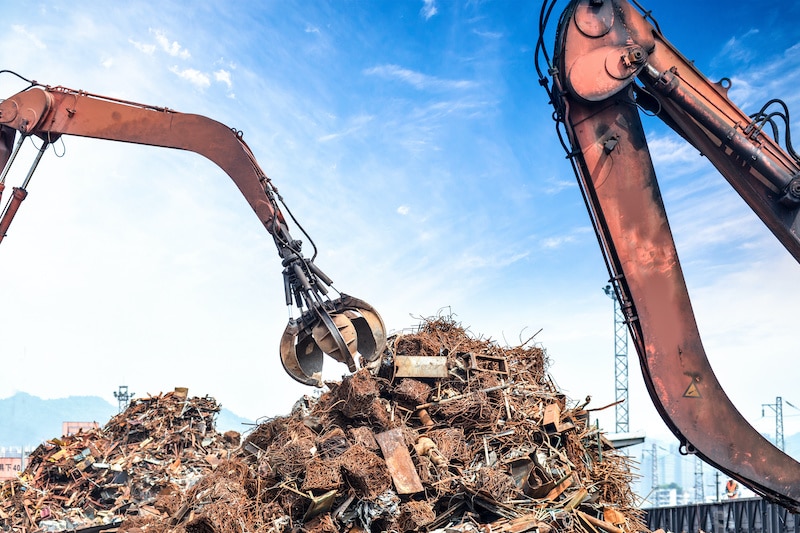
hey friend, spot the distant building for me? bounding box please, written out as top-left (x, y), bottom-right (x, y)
top-left (653, 486), bottom-right (692, 507)
top-left (62, 421), bottom-right (99, 436)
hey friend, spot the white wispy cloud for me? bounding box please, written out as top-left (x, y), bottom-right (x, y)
top-left (646, 133), bottom-right (709, 180)
top-left (130, 29), bottom-right (190, 61)
top-left (420, 0), bottom-right (437, 21)
top-left (397, 205), bottom-right (410, 215)
top-left (457, 250), bottom-right (529, 270)
top-left (169, 67), bottom-right (211, 88)
top-left (214, 69), bottom-right (232, 89)
top-left (12, 25), bottom-right (46, 50)
top-left (473, 29), bottom-right (503, 40)
top-left (317, 115), bottom-right (374, 142)
top-left (152, 29), bottom-right (190, 59)
top-left (129, 39), bottom-right (156, 55)
top-left (543, 177), bottom-right (575, 195)
top-left (540, 234), bottom-right (576, 249)
top-left (717, 29), bottom-right (760, 65)
top-left (214, 69), bottom-right (235, 98)
top-left (364, 64), bottom-right (475, 91)
top-left (712, 35), bottom-right (800, 110)
top-left (538, 227), bottom-right (592, 250)
top-left (666, 183), bottom-right (766, 265)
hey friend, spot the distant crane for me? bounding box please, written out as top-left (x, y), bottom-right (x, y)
top-left (114, 385), bottom-right (135, 413)
top-left (603, 284), bottom-right (629, 433)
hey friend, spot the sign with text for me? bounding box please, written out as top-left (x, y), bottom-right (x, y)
top-left (0, 457), bottom-right (23, 480)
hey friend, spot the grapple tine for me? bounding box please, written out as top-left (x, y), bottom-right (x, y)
top-left (280, 320), bottom-right (324, 387)
top-left (343, 306), bottom-right (387, 363)
top-left (312, 310), bottom-right (357, 370)
top-left (279, 294), bottom-right (387, 387)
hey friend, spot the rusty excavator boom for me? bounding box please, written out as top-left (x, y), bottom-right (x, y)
top-left (0, 74), bottom-right (386, 388)
top-left (540, 0), bottom-right (800, 510)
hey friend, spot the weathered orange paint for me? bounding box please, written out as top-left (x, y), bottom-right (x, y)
top-left (552, 0), bottom-right (800, 510)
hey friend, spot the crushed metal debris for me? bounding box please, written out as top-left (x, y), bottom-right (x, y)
top-left (1, 316), bottom-right (645, 533)
top-left (0, 389), bottom-right (239, 533)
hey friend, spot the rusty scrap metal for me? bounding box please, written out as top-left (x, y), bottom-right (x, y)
top-left (394, 355), bottom-right (449, 378)
top-left (0, 388), bottom-right (239, 533)
top-left (1, 316), bottom-right (645, 533)
top-left (374, 428), bottom-right (424, 495)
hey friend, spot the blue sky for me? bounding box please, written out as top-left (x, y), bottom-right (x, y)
top-left (2, 0), bottom-right (800, 444)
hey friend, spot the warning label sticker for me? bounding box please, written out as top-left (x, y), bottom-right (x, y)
top-left (684, 382), bottom-right (701, 398)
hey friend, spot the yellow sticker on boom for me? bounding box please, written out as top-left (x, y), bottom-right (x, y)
top-left (684, 382), bottom-right (701, 398)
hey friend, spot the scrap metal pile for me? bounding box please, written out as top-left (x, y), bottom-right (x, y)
top-left (0, 390), bottom-right (240, 533)
top-left (127, 317), bottom-right (644, 533)
top-left (1, 317), bottom-right (644, 533)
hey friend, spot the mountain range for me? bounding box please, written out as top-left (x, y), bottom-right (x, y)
top-left (0, 392), bottom-right (254, 449)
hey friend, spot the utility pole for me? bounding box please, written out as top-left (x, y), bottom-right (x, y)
top-left (603, 284), bottom-right (629, 433)
top-left (114, 385), bottom-right (135, 413)
top-left (762, 396), bottom-right (784, 451)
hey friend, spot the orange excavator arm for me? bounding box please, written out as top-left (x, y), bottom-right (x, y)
top-left (539, 0), bottom-right (800, 509)
top-left (0, 80), bottom-right (386, 387)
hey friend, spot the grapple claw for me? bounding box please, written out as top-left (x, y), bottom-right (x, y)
top-left (279, 294), bottom-right (387, 387)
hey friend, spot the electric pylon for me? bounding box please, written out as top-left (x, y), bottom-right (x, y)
top-left (762, 396), bottom-right (785, 451)
top-left (114, 385), bottom-right (135, 413)
top-left (604, 284), bottom-right (629, 433)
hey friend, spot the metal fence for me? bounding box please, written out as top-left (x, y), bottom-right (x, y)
top-left (645, 498), bottom-right (799, 533)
